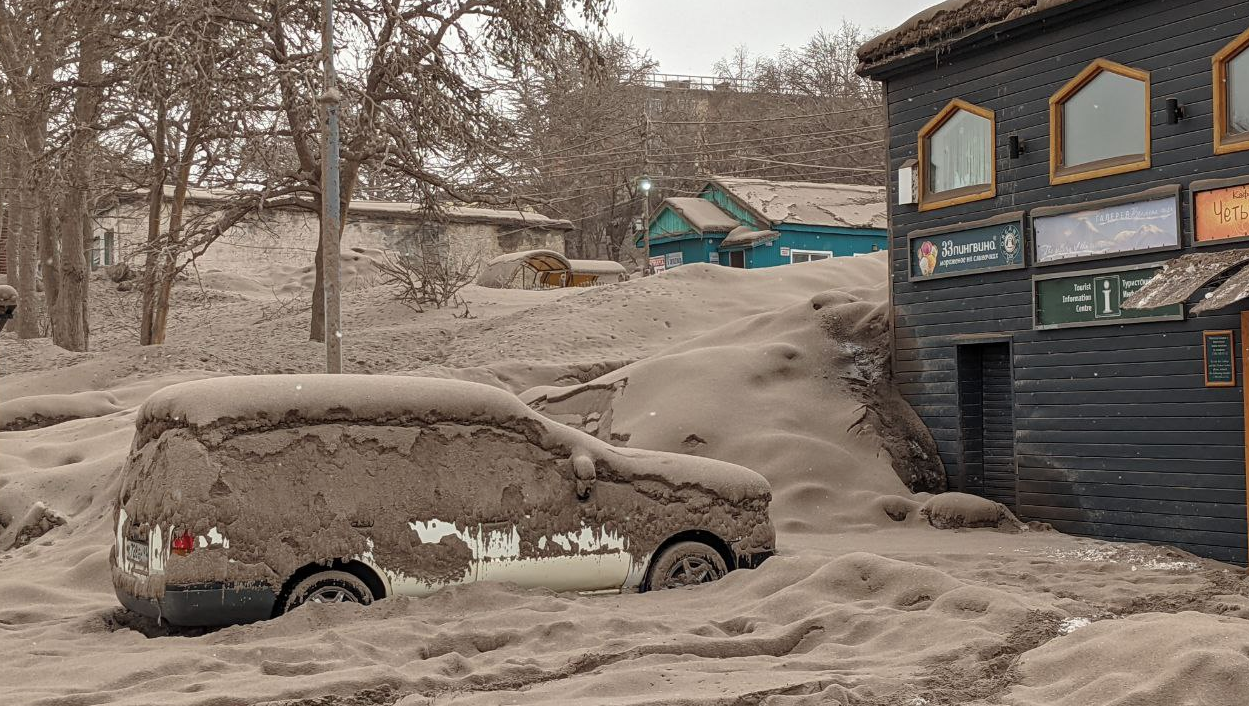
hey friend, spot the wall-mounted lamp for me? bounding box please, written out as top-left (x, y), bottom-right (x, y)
top-left (1166, 98), bottom-right (1185, 124)
top-left (1008, 135), bottom-right (1027, 159)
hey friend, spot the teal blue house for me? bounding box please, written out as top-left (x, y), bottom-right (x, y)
top-left (638, 177), bottom-right (887, 271)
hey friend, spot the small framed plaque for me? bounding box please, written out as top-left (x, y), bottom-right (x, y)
top-left (1203, 330), bottom-right (1237, 388)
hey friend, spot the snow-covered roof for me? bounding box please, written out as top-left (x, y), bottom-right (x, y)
top-left (857, 0), bottom-right (1085, 75)
top-left (709, 177), bottom-right (886, 230)
top-left (719, 226), bottom-right (780, 250)
top-left (567, 259), bottom-right (627, 276)
top-left (477, 249), bottom-right (570, 288)
top-left (112, 187), bottom-right (574, 231)
top-left (660, 197), bottom-right (741, 234)
top-left (351, 202), bottom-right (575, 231)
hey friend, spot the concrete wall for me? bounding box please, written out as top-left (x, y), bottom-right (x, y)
top-left (94, 199), bottom-right (566, 275)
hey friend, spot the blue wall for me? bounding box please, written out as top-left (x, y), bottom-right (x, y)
top-left (649, 205), bottom-right (696, 239)
top-left (718, 225), bottom-right (886, 269)
top-left (648, 235), bottom-right (727, 267)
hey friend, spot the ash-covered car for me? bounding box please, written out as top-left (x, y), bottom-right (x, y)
top-left (112, 375), bottom-right (775, 626)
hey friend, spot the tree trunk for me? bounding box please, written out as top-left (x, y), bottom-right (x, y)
top-left (13, 173), bottom-right (38, 338)
top-left (52, 188), bottom-right (89, 350)
top-left (50, 16), bottom-right (104, 352)
top-left (149, 131), bottom-right (196, 346)
top-left (37, 193), bottom-right (58, 320)
top-left (139, 101), bottom-right (167, 346)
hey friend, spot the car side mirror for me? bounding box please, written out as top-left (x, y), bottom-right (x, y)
top-left (573, 455), bottom-right (596, 500)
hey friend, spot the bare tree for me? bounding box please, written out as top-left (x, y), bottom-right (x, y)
top-left (245, 0), bottom-right (611, 342)
top-left (375, 246), bottom-right (480, 312)
top-left (0, 0), bottom-right (61, 339)
top-left (508, 23), bottom-right (885, 269)
top-left (119, 0), bottom-right (281, 345)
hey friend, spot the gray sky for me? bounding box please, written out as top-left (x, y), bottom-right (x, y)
top-left (607, 0), bottom-right (936, 75)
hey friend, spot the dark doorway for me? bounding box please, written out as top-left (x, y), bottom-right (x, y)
top-left (956, 341), bottom-right (1016, 510)
top-left (728, 251), bottom-right (745, 268)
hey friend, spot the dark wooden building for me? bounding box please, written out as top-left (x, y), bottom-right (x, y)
top-left (858, 0), bottom-right (1249, 563)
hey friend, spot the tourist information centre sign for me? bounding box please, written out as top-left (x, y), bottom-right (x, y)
top-left (1033, 264), bottom-right (1185, 330)
top-left (908, 212), bottom-right (1026, 280)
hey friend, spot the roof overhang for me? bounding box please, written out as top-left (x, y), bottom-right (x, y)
top-left (856, 0), bottom-right (1103, 79)
top-left (1122, 248), bottom-right (1249, 313)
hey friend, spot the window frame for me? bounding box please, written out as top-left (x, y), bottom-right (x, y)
top-left (1214, 27), bottom-right (1249, 156)
top-left (917, 99), bottom-right (997, 212)
top-left (789, 249), bottom-right (834, 264)
top-left (1049, 59), bottom-right (1152, 186)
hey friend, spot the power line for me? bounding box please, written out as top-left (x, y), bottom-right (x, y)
top-left (731, 155), bottom-right (885, 173)
top-left (649, 104), bottom-right (881, 126)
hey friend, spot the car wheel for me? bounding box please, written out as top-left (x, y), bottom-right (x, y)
top-left (646, 541), bottom-right (728, 591)
top-left (281, 570), bottom-right (373, 615)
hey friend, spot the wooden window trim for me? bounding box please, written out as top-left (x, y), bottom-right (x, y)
top-left (1214, 27), bottom-right (1249, 155)
top-left (1049, 59), bottom-right (1151, 186)
top-left (918, 99), bottom-right (996, 212)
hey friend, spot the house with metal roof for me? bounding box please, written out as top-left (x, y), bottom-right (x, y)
top-left (637, 177), bottom-right (887, 271)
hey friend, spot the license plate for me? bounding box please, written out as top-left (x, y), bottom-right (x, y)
top-left (124, 539), bottom-right (149, 573)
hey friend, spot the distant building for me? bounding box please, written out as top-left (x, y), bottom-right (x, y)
top-left (637, 177), bottom-right (887, 271)
top-left (91, 187), bottom-right (575, 275)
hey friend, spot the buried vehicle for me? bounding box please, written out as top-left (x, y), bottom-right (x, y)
top-left (112, 375), bottom-right (775, 626)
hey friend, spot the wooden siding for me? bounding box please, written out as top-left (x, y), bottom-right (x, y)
top-left (699, 185), bottom-right (761, 228)
top-left (883, 0), bottom-right (1249, 563)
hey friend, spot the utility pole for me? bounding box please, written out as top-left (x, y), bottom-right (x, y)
top-left (319, 0), bottom-right (342, 373)
top-left (640, 109), bottom-right (653, 275)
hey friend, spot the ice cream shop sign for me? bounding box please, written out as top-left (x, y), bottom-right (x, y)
top-left (907, 212), bottom-right (1025, 280)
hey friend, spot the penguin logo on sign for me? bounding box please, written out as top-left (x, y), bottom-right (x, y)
top-left (1000, 225), bottom-right (1020, 264)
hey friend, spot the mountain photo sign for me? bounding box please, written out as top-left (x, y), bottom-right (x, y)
top-left (1032, 186), bottom-right (1182, 266)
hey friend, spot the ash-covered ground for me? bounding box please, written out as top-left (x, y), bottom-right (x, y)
top-left (1, 253), bottom-right (1246, 706)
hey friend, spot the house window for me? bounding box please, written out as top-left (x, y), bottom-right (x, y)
top-left (103, 230), bottom-right (114, 266)
top-left (728, 251), bottom-right (745, 268)
top-left (1050, 59), bottom-right (1150, 185)
top-left (790, 249), bottom-right (833, 264)
top-left (1214, 27), bottom-right (1249, 155)
top-left (918, 99), bottom-right (995, 211)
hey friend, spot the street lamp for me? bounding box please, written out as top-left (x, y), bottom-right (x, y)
top-left (639, 175), bottom-right (653, 275)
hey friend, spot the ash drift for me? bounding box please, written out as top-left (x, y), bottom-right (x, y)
top-left (112, 375), bottom-right (775, 626)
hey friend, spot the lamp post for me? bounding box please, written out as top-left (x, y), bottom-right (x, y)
top-left (639, 175), bottom-right (653, 275)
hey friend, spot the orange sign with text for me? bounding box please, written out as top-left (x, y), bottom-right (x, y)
top-left (1195, 183), bottom-right (1249, 243)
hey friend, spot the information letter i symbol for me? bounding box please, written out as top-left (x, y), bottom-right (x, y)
top-left (1092, 275), bottom-right (1121, 319)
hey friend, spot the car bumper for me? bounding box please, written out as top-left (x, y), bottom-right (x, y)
top-left (115, 582), bottom-right (277, 627)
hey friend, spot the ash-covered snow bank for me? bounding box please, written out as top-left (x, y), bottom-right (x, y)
top-left (523, 254), bottom-right (946, 533)
top-left (118, 375), bottom-right (772, 597)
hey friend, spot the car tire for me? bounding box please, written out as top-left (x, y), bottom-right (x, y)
top-left (645, 541), bottom-right (729, 591)
top-left (280, 570), bottom-right (374, 615)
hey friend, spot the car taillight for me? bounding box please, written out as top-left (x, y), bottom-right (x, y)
top-left (171, 531), bottom-right (195, 556)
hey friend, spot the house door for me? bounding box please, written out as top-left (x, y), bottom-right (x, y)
top-left (956, 341), bottom-right (1017, 510)
top-left (729, 251), bottom-right (745, 268)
